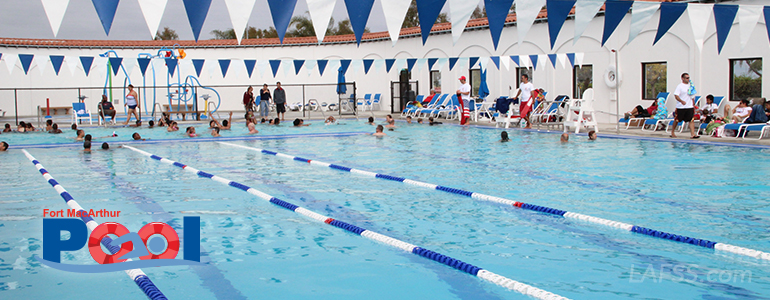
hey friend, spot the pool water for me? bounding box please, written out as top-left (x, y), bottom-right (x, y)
top-left (1, 121), bottom-right (769, 299)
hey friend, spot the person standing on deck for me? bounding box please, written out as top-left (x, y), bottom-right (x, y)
top-left (457, 76), bottom-right (471, 125)
top-left (274, 82), bottom-right (287, 122)
top-left (515, 74), bottom-right (534, 129)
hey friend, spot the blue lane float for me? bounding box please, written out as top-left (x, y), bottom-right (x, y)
top-left (217, 142), bottom-right (770, 262)
top-left (121, 145), bottom-right (570, 300)
top-left (21, 150), bottom-right (168, 300)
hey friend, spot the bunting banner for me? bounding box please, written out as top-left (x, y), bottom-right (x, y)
top-left (406, 58), bottom-right (417, 71)
top-left (395, 58), bottom-right (406, 72)
top-left (137, 0), bottom-right (168, 39)
top-left (436, 57), bottom-right (448, 71)
top-left (687, 3), bottom-right (713, 52)
top-left (339, 59), bottom-right (352, 75)
top-left (627, 1), bottom-right (659, 45)
top-left (490, 56), bottom-right (500, 70)
top-left (448, 57), bottom-right (458, 71)
top-left (557, 53), bottom-right (568, 68)
top-left (19, 54), bottom-right (34, 75)
top-left (738, 5), bottom-right (763, 51)
top-left (122, 57), bottom-right (136, 76)
top-left (427, 58), bottom-right (437, 70)
top-left (182, 0), bottom-right (213, 42)
top-left (516, 0), bottom-right (546, 48)
top-left (91, 0), bottom-right (120, 35)
top-left (510, 55), bottom-right (519, 67)
top-left (178, 59), bottom-right (193, 77)
top-left (654, 2), bottom-right (688, 45)
top-left (574, 0), bottom-right (605, 45)
top-left (500, 56), bottom-right (510, 70)
top-left (380, 0), bottom-right (411, 46)
top-left (50, 55), bottom-right (64, 75)
top-left (575, 52), bottom-right (584, 66)
top-left (385, 59), bottom-right (395, 73)
top-left (294, 59), bottom-right (305, 75)
top-left (538, 54), bottom-right (547, 70)
top-left (306, 0), bottom-right (336, 43)
top-left (244, 59), bottom-right (256, 77)
top-left (219, 59), bottom-right (231, 77)
top-left (416, 0), bottom-right (447, 44)
top-left (165, 58), bottom-right (178, 77)
top-left (373, 59), bottom-right (384, 74)
top-left (267, 0), bottom-right (299, 44)
top-left (713, 4), bottom-right (739, 54)
top-left (283, 59), bottom-right (293, 77)
top-left (66, 55), bottom-right (80, 76)
top-left (765, 7), bottom-right (770, 45)
top-left (344, 0), bottom-right (375, 46)
top-left (138, 58), bottom-right (151, 76)
top-left (455, 57), bottom-right (469, 71)
top-left (108, 57), bottom-right (122, 76)
top-left (529, 55), bottom-right (539, 70)
top-left (224, 0), bottom-right (257, 44)
top-left (477, 56), bottom-right (489, 70)
top-left (93, 56), bottom-right (108, 77)
top-left (547, 54), bottom-right (558, 68)
top-left (269, 60), bottom-right (281, 77)
top-left (35, 56), bottom-right (47, 76)
top-left (257, 60), bottom-right (269, 78)
top-left (231, 59), bottom-right (244, 79)
top-left (317, 59), bottom-right (328, 76)
top-left (80, 56), bottom-right (94, 77)
top-left (602, 0), bottom-right (634, 46)
top-left (305, 59), bottom-right (317, 76)
top-left (469, 57), bottom-right (479, 69)
top-left (567, 53), bottom-right (576, 67)
top-left (41, 0), bottom-right (70, 37)
top-left (546, 0), bottom-right (576, 49)
top-left (192, 59), bottom-right (205, 77)
top-left (485, 0), bottom-right (515, 50)
top-left (450, 0), bottom-right (479, 45)
top-left (363, 59), bottom-right (374, 74)
top-left (349, 59), bottom-right (362, 76)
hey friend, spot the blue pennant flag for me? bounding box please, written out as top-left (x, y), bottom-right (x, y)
top-left (317, 60), bottom-right (328, 76)
top-left (109, 57), bottom-right (122, 75)
top-left (218, 59), bottom-right (231, 77)
top-left (653, 2), bottom-right (687, 45)
top-left (192, 59), bottom-right (205, 77)
top-left (267, 0), bottom-right (299, 43)
top-left (566, 53), bottom-right (575, 68)
top-left (484, 0), bottom-right (515, 50)
top-left (602, 0), bottom-right (633, 46)
top-left (0, 54), bottom-right (2, 61)
top-left (449, 57), bottom-right (459, 70)
top-left (165, 59), bottom-right (178, 77)
top-left (19, 54), bottom-right (34, 75)
top-left (406, 58), bottom-right (417, 71)
top-left (469, 57), bottom-right (479, 68)
top-left (183, 0), bottom-right (213, 42)
top-left (416, 0), bottom-right (447, 44)
top-left (344, 0), bottom-right (375, 46)
top-left (50, 55), bottom-right (64, 75)
top-left (547, 0), bottom-right (576, 49)
top-left (363, 59), bottom-right (374, 74)
top-left (548, 54), bottom-right (558, 68)
top-left (244, 60), bottom-right (256, 77)
top-left (80, 56), bottom-right (94, 76)
top-left (339, 59), bottom-right (352, 74)
top-left (385, 59), bottom-right (396, 72)
top-left (427, 58), bottom-right (438, 70)
top-left (510, 55), bottom-right (519, 66)
top-left (269, 60), bottom-right (281, 77)
top-left (490, 56), bottom-right (500, 69)
top-left (293, 60), bottom-right (304, 75)
top-left (713, 4), bottom-right (739, 54)
top-left (529, 55), bottom-right (539, 70)
top-left (137, 58), bottom-right (151, 76)
top-left (765, 7), bottom-right (770, 45)
top-left (91, 0), bottom-right (120, 35)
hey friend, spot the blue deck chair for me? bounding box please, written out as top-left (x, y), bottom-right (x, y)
top-left (418, 94), bottom-right (450, 117)
top-left (401, 95), bottom-right (424, 117)
top-left (404, 95), bottom-right (432, 117)
top-left (436, 95), bottom-right (461, 119)
top-left (415, 94), bottom-right (446, 117)
top-left (739, 124), bottom-right (770, 139)
top-left (531, 95), bottom-right (566, 125)
top-left (621, 92), bottom-right (669, 129)
top-left (357, 94), bottom-right (371, 111)
top-left (371, 94), bottom-right (382, 111)
top-left (71, 102), bottom-right (93, 125)
top-left (698, 96), bottom-right (725, 133)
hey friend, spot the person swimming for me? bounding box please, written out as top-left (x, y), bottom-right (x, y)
top-left (560, 133), bottom-right (569, 143)
top-left (0, 141), bottom-right (8, 151)
top-left (372, 125), bottom-right (386, 136)
top-left (211, 127), bottom-right (221, 137)
top-left (500, 131), bottom-right (510, 142)
top-left (186, 127), bottom-right (198, 137)
top-left (132, 132), bottom-right (145, 141)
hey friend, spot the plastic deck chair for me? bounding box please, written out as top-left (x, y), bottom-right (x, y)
top-left (401, 95), bottom-right (424, 117)
top-left (563, 89), bottom-right (597, 134)
top-left (71, 102), bottom-right (93, 125)
top-left (436, 95), bottom-right (461, 119)
top-left (623, 92), bottom-right (669, 130)
top-left (413, 94), bottom-right (445, 117)
top-left (370, 94), bottom-right (382, 111)
top-left (418, 94), bottom-right (450, 118)
top-left (357, 94), bottom-right (371, 112)
top-left (698, 96), bottom-right (726, 134)
top-left (641, 93), bottom-right (676, 131)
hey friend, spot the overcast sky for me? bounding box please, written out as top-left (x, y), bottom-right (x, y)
top-left (0, 0), bottom-right (408, 40)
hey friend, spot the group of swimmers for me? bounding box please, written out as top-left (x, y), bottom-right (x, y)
top-left (499, 130), bottom-right (597, 143)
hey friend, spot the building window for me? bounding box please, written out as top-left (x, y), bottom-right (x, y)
top-left (430, 71), bottom-right (442, 94)
top-left (642, 62), bottom-right (667, 100)
top-left (516, 67), bottom-right (534, 88)
top-left (469, 69), bottom-right (481, 97)
top-left (573, 65), bottom-right (593, 99)
top-left (730, 58), bottom-right (762, 101)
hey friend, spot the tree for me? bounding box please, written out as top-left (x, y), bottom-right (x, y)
top-left (210, 29), bottom-right (237, 40)
top-left (154, 27), bottom-right (178, 40)
top-left (471, 5), bottom-right (486, 19)
top-left (401, 0), bottom-right (450, 29)
top-left (287, 13), bottom-right (316, 37)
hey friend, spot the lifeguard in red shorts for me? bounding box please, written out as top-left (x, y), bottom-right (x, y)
top-left (515, 74), bottom-right (535, 129)
top-left (457, 76), bottom-right (471, 125)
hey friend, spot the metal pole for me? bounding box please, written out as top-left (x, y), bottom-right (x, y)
top-left (14, 89), bottom-right (18, 125)
top-left (613, 49), bottom-right (620, 134)
top-left (302, 84), bottom-right (306, 118)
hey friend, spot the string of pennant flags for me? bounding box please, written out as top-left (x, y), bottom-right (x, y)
top-left (0, 52), bottom-right (588, 78)
top-left (35, 0), bottom-right (770, 53)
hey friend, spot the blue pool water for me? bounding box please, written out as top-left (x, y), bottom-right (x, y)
top-left (1, 121), bottom-right (769, 299)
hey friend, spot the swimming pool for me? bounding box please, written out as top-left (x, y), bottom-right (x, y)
top-left (2, 121), bottom-right (769, 299)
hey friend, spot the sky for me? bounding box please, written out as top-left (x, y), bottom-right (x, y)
top-left (0, 0), bottom-right (426, 41)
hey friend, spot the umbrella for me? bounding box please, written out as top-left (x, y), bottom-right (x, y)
top-left (336, 67), bottom-right (347, 94)
top-left (478, 68), bottom-right (490, 100)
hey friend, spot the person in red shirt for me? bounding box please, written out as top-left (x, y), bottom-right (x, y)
top-left (243, 86), bottom-right (254, 112)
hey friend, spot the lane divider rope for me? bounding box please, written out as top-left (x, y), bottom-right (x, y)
top-left (21, 150), bottom-right (168, 300)
top-left (122, 145), bottom-right (570, 300)
top-left (217, 142), bottom-right (770, 262)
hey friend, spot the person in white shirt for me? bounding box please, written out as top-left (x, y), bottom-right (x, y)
top-left (456, 76), bottom-right (471, 124)
top-left (732, 99), bottom-right (752, 123)
top-left (515, 74), bottom-right (535, 129)
top-left (671, 73), bottom-right (698, 138)
top-left (700, 94), bottom-right (719, 122)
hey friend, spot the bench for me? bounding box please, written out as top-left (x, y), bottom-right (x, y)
top-left (162, 104), bottom-right (203, 121)
top-left (39, 106), bottom-right (71, 116)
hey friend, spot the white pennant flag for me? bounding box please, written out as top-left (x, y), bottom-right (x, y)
top-left (738, 5), bottom-right (763, 51)
top-left (395, 59), bottom-right (406, 72)
top-left (178, 59), bottom-right (193, 77)
top-left (478, 56), bottom-right (490, 71)
top-left (627, 1), bottom-right (659, 45)
top-left (94, 56), bottom-right (108, 78)
top-left (449, 0), bottom-right (481, 45)
top-left (36, 57), bottom-right (47, 76)
top-left (373, 59), bottom-right (384, 74)
top-left (516, 0), bottom-right (546, 48)
top-left (231, 59), bottom-right (244, 79)
top-left (305, 59), bottom-right (317, 76)
top-left (66, 55), bottom-right (80, 76)
top-left (122, 58), bottom-right (137, 77)
top-left (537, 54), bottom-right (547, 69)
top-left (416, 58), bottom-right (428, 75)
top-left (573, 0), bottom-right (605, 45)
top-left (306, 0), bottom-right (336, 43)
top-left (519, 56), bottom-right (530, 68)
top-left (41, 0), bottom-right (70, 37)
top-left (557, 53), bottom-right (568, 69)
top-left (500, 56), bottom-right (510, 71)
top-left (349, 59), bottom-right (363, 77)
top-left (223, 0), bottom-right (256, 44)
top-left (206, 59), bottom-right (218, 79)
top-left (257, 60), bottom-right (269, 78)
top-left (380, 0), bottom-right (411, 46)
top-left (436, 57), bottom-right (448, 71)
top-left (282, 59), bottom-right (292, 78)
top-left (456, 57), bottom-right (469, 71)
top-left (4, 54), bottom-right (18, 74)
top-left (137, 0), bottom-right (168, 39)
top-left (687, 4), bottom-right (713, 53)
top-left (575, 53), bottom-right (585, 67)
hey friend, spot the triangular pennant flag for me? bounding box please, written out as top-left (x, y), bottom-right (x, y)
top-left (567, 53), bottom-right (575, 68)
top-left (406, 58), bottom-right (417, 71)
top-left (66, 55), bottom-right (80, 76)
top-left (414, 58), bottom-right (427, 75)
top-left (244, 59), bottom-right (256, 77)
top-left (516, 0), bottom-right (546, 48)
top-left (94, 56), bottom-right (108, 77)
top-left (500, 56), bottom-right (510, 70)
top-left (519, 55), bottom-right (530, 68)
top-left (19, 54), bottom-right (34, 75)
top-left (257, 60), bottom-right (270, 78)
top-left (469, 57), bottom-right (479, 68)
top-left (294, 60), bottom-right (305, 75)
top-left (137, 0), bottom-right (168, 39)
top-left (395, 59), bottom-right (407, 71)
top-left (574, 0), bottom-right (605, 45)
top-left (349, 59), bottom-right (362, 76)
top-left (547, 54), bottom-right (558, 68)
top-left (456, 57), bottom-right (469, 71)
top-left (307, 0), bottom-right (337, 43)
top-left (478, 56), bottom-right (489, 71)
top-left (91, 0), bottom-right (120, 35)
top-left (557, 53), bottom-right (568, 68)
top-left (546, 0), bottom-right (576, 49)
top-left (178, 59), bottom-right (193, 76)
top-left (138, 58), bottom-right (151, 76)
top-left (165, 58), bottom-right (178, 77)
top-left (230, 59), bottom-right (244, 79)
top-left (50, 55), bottom-right (64, 75)
top-left (282, 59), bottom-right (292, 77)
top-left (738, 5), bottom-right (763, 51)
top-left (269, 60), bottom-right (281, 77)
top-left (427, 58), bottom-right (438, 70)
top-left (529, 55), bottom-right (539, 70)
top-left (654, 2), bottom-right (688, 45)
top-left (373, 59), bottom-right (384, 74)
top-left (339, 59), bottom-right (352, 74)
top-left (448, 57), bottom-right (459, 70)
top-left (122, 57), bottom-right (136, 76)
top-left (449, 0), bottom-right (479, 44)
top-left (80, 56), bottom-right (94, 76)
top-left (267, 0), bottom-right (299, 43)
top-left (538, 54), bottom-right (547, 69)
top-left (436, 57), bottom-right (448, 71)
top-left (385, 59), bottom-right (396, 73)
top-left (192, 59), bottom-right (205, 77)
top-left (305, 59), bottom-right (317, 76)
top-left (687, 4), bottom-right (713, 53)
top-left (510, 55), bottom-right (519, 67)
top-left (41, 0), bottom-right (70, 37)
top-left (224, 0), bottom-right (256, 44)
top-left (219, 59), bottom-right (231, 78)
top-left (363, 59), bottom-right (374, 74)
top-left (182, 0), bottom-right (213, 42)
top-left (575, 52), bottom-right (584, 66)
top-left (713, 4), bottom-right (739, 54)
top-left (381, 0), bottom-right (412, 46)
top-left (327, 60), bottom-right (341, 76)
top-left (317, 59), bottom-right (328, 76)
top-left (35, 57), bottom-right (47, 76)
top-left (627, 1), bottom-right (659, 45)
top-left (765, 7), bottom-right (770, 45)
top-left (344, 0), bottom-right (376, 46)
top-left (108, 57), bottom-right (123, 76)
top-left (485, 0), bottom-right (515, 49)
top-left (602, 0), bottom-right (634, 46)
top-left (416, 0), bottom-right (448, 44)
